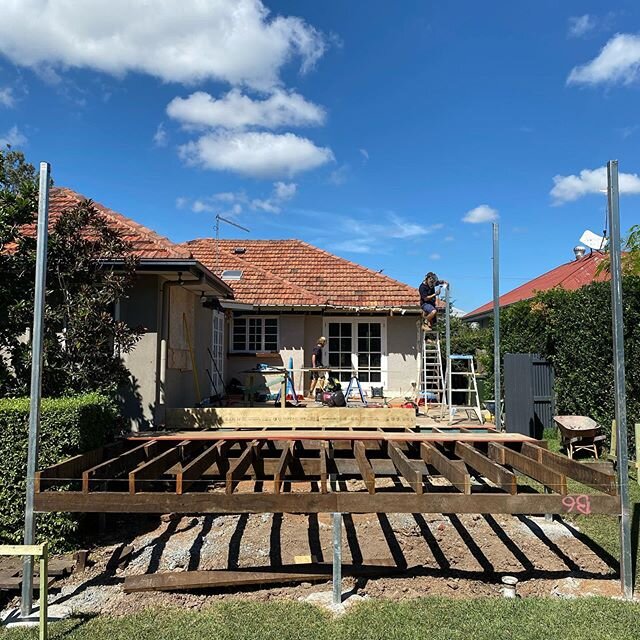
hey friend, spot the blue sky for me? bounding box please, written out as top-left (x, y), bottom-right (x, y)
top-left (1, 1), bottom-right (639, 312)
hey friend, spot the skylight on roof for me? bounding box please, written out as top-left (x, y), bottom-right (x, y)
top-left (221, 269), bottom-right (243, 281)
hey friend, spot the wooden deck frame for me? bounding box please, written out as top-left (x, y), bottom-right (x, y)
top-left (33, 432), bottom-right (620, 517)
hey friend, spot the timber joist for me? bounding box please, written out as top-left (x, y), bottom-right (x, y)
top-left (33, 431), bottom-right (620, 516)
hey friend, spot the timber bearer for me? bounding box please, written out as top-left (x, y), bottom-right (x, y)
top-left (308, 336), bottom-right (327, 398)
top-left (419, 272), bottom-right (448, 331)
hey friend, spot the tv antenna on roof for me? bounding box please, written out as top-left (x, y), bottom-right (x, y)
top-left (215, 214), bottom-right (250, 275)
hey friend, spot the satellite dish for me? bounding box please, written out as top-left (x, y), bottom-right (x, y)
top-left (579, 229), bottom-right (607, 251)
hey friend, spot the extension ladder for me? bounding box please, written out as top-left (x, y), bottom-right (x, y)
top-left (447, 354), bottom-right (483, 424)
top-left (418, 328), bottom-right (446, 412)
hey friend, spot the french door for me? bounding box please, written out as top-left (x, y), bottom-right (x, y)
top-left (210, 310), bottom-right (225, 396)
top-left (322, 317), bottom-right (387, 390)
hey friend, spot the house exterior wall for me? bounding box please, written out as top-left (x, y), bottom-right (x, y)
top-left (223, 312), bottom-right (419, 399)
top-left (119, 274), bottom-right (162, 431)
top-left (386, 315), bottom-right (421, 396)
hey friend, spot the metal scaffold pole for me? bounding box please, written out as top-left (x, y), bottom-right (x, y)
top-left (332, 512), bottom-right (343, 604)
top-left (21, 162), bottom-right (51, 617)
top-left (444, 284), bottom-right (452, 418)
top-left (492, 222), bottom-right (501, 430)
top-left (606, 160), bottom-right (633, 600)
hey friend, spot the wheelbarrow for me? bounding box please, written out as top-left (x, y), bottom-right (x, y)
top-left (554, 415), bottom-right (606, 459)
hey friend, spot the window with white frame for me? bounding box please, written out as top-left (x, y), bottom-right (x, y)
top-left (232, 316), bottom-right (279, 352)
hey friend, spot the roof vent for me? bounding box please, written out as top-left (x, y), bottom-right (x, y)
top-left (233, 247), bottom-right (246, 254)
top-left (221, 269), bottom-right (243, 281)
top-left (573, 245), bottom-right (587, 261)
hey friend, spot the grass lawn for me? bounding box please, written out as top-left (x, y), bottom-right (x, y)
top-left (542, 428), bottom-right (640, 588)
top-left (1, 598), bottom-right (639, 640)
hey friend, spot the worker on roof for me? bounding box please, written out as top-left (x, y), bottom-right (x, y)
top-left (419, 272), bottom-right (448, 331)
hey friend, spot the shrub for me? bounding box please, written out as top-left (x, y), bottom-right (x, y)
top-left (0, 393), bottom-right (117, 551)
top-left (497, 277), bottom-right (640, 454)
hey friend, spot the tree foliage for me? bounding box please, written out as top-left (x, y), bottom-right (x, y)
top-left (495, 279), bottom-right (640, 453)
top-left (0, 147), bottom-right (141, 396)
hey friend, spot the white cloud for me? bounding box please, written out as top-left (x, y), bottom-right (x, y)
top-left (551, 166), bottom-right (640, 204)
top-left (192, 199), bottom-right (215, 213)
top-left (153, 123), bottom-right (167, 147)
top-left (359, 148), bottom-right (369, 161)
top-left (329, 164), bottom-right (350, 185)
top-left (0, 87), bottom-right (15, 108)
top-left (175, 197), bottom-right (188, 209)
top-left (252, 181), bottom-right (297, 213)
top-left (444, 235), bottom-right (455, 242)
top-left (167, 89), bottom-right (325, 130)
top-left (273, 181), bottom-right (297, 201)
top-left (568, 33), bottom-right (640, 86)
top-left (429, 253), bottom-right (441, 261)
top-left (462, 204), bottom-right (498, 224)
top-left (0, 125), bottom-right (27, 148)
top-left (568, 15), bottom-right (596, 38)
top-left (178, 131), bottom-right (333, 178)
top-left (0, 0), bottom-right (325, 90)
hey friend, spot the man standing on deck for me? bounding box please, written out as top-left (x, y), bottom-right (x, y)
top-left (308, 336), bottom-right (327, 398)
top-left (419, 272), bottom-right (448, 330)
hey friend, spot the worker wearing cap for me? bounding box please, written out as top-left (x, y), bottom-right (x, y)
top-left (419, 272), bottom-right (448, 330)
top-left (308, 336), bottom-right (326, 398)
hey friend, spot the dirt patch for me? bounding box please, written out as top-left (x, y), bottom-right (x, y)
top-left (1, 501), bottom-right (622, 616)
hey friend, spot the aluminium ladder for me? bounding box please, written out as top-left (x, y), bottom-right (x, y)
top-left (418, 328), bottom-right (446, 412)
top-left (447, 354), bottom-right (483, 424)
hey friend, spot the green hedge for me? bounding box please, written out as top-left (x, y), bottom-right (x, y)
top-left (499, 277), bottom-right (640, 454)
top-left (0, 393), bottom-right (117, 551)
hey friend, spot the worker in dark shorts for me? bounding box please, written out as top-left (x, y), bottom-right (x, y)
top-left (419, 272), bottom-right (448, 330)
top-left (308, 336), bottom-right (326, 398)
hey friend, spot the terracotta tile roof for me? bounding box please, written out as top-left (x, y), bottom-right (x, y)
top-left (464, 252), bottom-right (609, 319)
top-left (184, 239), bottom-right (423, 310)
top-left (23, 187), bottom-right (193, 260)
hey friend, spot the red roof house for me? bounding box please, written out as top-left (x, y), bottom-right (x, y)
top-left (464, 252), bottom-right (609, 322)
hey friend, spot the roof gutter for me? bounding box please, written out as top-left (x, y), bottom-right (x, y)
top-left (101, 258), bottom-right (234, 298)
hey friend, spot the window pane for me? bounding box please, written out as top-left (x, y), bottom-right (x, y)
top-left (341, 337), bottom-right (351, 351)
top-left (359, 372), bottom-right (369, 382)
top-left (370, 372), bottom-right (381, 382)
top-left (329, 338), bottom-right (339, 351)
top-left (369, 323), bottom-right (381, 337)
top-left (370, 338), bottom-right (381, 352)
top-left (340, 353), bottom-right (351, 367)
top-left (265, 318), bottom-right (277, 328)
top-left (329, 323), bottom-right (339, 336)
top-left (358, 324), bottom-right (368, 337)
top-left (357, 338), bottom-right (368, 353)
top-left (264, 340), bottom-right (277, 351)
top-left (358, 353), bottom-right (368, 367)
top-left (329, 353), bottom-right (339, 366)
top-left (370, 353), bottom-right (381, 368)
top-left (342, 323), bottom-right (352, 337)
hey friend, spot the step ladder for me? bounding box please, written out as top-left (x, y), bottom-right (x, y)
top-left (447, 354), bottom-right (483, 424)
top-left (345, 375), bottom-right (368, 406)
top-left (418, 328), bottom-right (446, 412)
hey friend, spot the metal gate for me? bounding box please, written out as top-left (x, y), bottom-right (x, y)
top-left (504, 353), bottom-right (554, 438)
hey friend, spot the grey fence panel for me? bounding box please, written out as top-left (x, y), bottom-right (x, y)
top-left (504, 353), bottom-right (554, 438)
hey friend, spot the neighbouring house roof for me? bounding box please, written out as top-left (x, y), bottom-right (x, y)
top-left (464, 251), bottom-right (609, 321)
top-left (184, 238), bottom-right (424, 311)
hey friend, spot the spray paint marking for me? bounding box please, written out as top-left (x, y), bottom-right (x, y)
top-left (562, 495), bottom-right (592, 515)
